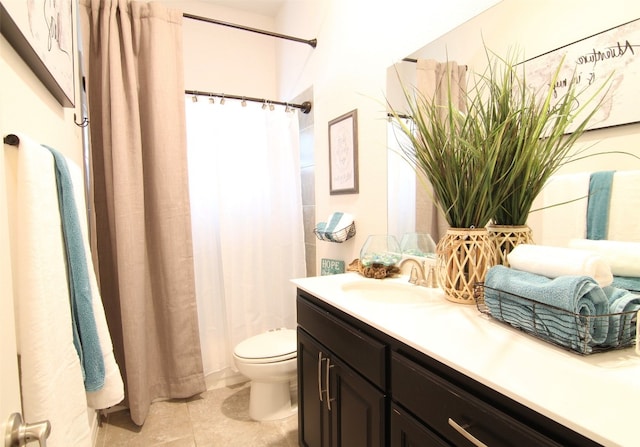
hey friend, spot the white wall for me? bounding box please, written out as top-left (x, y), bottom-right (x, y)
top-left (172, 1), bottom-right (279, 98)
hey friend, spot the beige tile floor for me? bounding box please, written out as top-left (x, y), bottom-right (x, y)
top-left (95, 381), bottom-right (298, 447)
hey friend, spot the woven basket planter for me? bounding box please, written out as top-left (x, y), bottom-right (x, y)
top-left (488, 224), bottom-right (534, 267)
top-left (436, 228), bottom-right (496, 304)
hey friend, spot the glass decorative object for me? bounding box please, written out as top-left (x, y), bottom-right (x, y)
top-left (360, 235), bottom-right (402, 267)
top-left (400, 233), bottom-right (437, 258)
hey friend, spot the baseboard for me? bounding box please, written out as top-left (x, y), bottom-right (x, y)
top-left (204, 368), bottom-right (248, 390)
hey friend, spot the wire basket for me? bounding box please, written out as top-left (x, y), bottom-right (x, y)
top-left (314, 221), bottom-right (356, 243)
top-left (474, 284), bottom-right (638, 355)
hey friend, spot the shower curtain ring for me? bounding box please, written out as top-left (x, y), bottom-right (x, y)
top-left (74, 113), bottom-right (89, 127)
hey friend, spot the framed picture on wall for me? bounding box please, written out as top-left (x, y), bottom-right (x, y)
top-left (328, 109), bottom-right (359, 195)
top-left (0, 0), bottom-right (75, 107)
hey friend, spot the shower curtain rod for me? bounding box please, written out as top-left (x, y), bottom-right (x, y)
top-left (401, 57), bottom-right (468, 70)
top-left (185, 90), bottom-right (312, 114)
top-left (183, 13), bottom-right (317, 48)
top-left (387, 112), bottom-right (412, 120)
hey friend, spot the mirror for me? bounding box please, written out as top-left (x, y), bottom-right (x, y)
top-left (386, 2), bottom-right (640, 246)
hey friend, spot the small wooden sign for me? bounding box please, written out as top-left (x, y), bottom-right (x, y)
top-left (321, 258), bottom-right (345, 275)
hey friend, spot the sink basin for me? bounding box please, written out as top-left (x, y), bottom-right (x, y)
top-left (340, 279), bottom-right (434, 304)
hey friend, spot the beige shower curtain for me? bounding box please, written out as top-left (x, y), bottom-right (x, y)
top-left (79, 0), bottom-right (205, 425)
top-left (415, 59), bottom-right (467, 242)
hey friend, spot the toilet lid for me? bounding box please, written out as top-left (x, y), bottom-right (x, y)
top-left (234, 328), bottom-right (297, 362)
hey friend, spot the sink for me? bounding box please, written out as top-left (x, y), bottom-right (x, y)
top-left (340, 278), bottom-right (434, 304)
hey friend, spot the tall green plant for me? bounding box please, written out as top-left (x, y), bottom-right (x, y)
top-left (390, 47), bottom-right (617, 229)
top-left (390, 62), bottom-right (508, 228)
top-left (480, 48), bottom-right (611, 225)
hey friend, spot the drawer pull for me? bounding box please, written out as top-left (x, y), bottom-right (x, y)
top-left (326, 358), bottom-right (335, 411)
top-left (448, 418), bottom-right (489, 447)
top-left (318, 352), bottom-right (325, 402)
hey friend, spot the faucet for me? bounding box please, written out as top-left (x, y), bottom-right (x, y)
top-left (398, 258), bottom-right (427, 286)
top-left (398, 257), bottom-right (438, 287)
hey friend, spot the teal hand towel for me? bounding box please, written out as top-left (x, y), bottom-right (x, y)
top-left (45, 145), bottom-right (105, 391)
top-left (587, 170), bottom-right (615, 240)
top-left (485, 265), bottom-right (609, 354)
top-left (612, 276), bottom-right (640, 292)
top-left (602, 286), bottom-right (640, 346)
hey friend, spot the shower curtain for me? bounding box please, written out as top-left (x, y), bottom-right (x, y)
top-left (185, 98), bottom-right (306, 377)
top-left (79, 0), bottom-right (205, 425)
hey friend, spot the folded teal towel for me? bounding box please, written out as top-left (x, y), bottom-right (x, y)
top-left (612, 275), bottom-right (640, 292)
top-left (315, 222), bottom-right (327, 240)
top-left (45, 145), bottom-right (105, 391)
top-left (587, 171), bottom-right (615, 240)
top-left (602, 286), bottom-right (640, 346)
top-left (485, 265), bottom-right (609, 354)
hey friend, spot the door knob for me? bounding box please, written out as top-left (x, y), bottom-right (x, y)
top-left (4, 413), bottom-right (51, 447)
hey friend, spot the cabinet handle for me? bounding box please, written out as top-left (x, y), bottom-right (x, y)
top-left (448, 418), bottom-right (489, 447)
top-left (325, 358), bottom-right (335, 411)
top-left (317, 352), bottom-right (325, 402)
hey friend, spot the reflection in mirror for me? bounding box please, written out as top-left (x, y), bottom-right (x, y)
top-left (387, 119), bottom-right (415, 239)
top-left (386, 2), bottom-right (640, 250)
top-left (386, 59), bottom-right (458, 245)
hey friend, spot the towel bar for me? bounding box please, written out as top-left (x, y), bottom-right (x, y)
top-left (4, 134), bottom-right (20, 146)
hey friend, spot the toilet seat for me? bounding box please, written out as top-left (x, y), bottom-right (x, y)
top-left (234, 328), bottom-right (297, 364)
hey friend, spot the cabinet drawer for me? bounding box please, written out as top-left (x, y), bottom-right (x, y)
top-left (297, 294), bottom-right (386, 389)
top-left (390, 403), bottom-right (451, 447)
top-left (391, 352), bottom-right (562, 447)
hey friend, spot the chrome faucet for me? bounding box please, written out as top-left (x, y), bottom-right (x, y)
top-left (398, 258), bottom-right (427, 286)
top-left (398, 257), bottom-right (438, 288)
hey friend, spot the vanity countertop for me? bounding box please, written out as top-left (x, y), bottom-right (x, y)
top-left (292, 272), bottom-right (640, 447)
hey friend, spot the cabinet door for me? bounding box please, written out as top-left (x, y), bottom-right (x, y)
top-left (298, 328), bottom-right (331, 447)
top-left (329, 355), bottom-right (386, 447)
top-left (390, 404), bottom-right (451, 447)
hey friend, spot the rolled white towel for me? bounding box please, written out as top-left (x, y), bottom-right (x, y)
top-left (507, 244), bottom-right (613, 287)
top-left (569, 239), bottom-right (640, 278)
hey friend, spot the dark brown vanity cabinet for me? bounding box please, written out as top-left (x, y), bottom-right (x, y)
top-left (296, 288), bottom-right (602, 447)
top-left (297, 292), bottom-right (386, 447)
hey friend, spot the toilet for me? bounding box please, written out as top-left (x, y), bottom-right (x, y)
top-left (233, 328), bottom-right (298, 421)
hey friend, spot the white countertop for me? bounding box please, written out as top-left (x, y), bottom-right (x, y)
top-left (292, 272), bottom-right (640, 447)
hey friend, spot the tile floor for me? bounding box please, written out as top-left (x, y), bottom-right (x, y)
top-left (95, 381), bottom-right (298, 447)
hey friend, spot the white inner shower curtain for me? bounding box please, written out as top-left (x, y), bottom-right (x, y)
top-left (185, 98), bottom-right (306, 377)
